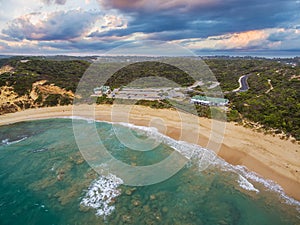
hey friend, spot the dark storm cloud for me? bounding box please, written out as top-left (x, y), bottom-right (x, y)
top-left (2, 10), bottom-right (99, 41)
top-left (38, 39), bottom-right (130, 52)
top-left (1, 0), bottom-right (300, 53)
top-left (95, 0), bottom-right (300, 40)
top-left (98, 0), bottom-right (222, 12)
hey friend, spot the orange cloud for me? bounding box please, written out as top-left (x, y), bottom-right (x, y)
top-left (217, 30), bottom-right (269, 49)
top-left (177, 30), bottom-right (270, 50)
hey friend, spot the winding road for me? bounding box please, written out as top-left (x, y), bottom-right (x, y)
top-left (233, 74), bottom-right (251, 92)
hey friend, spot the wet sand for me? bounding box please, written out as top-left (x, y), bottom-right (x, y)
top-left (0, 104), bottom-right (299, 201)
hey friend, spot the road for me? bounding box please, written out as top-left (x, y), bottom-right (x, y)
top-left (233, 74), bottom-right (251, 92)
top-left (239, 75), bottom-right (250, 91)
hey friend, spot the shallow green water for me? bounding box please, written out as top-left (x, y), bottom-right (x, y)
top-left (0, 119), bottom-right (299, 225)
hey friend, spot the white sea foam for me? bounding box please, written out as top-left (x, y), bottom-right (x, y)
top-left (238, 175), bottom-right (259, 193)
top-left (80, 174), bottom-right (124, 218)
top-left (65, 116), bottom-right (300, 211)
top-left (1, 136), bottom-right (27, 145)
top-left (61, 116), bottom-right (95, 123)
top-left (112, 121), bottom-right (209, 160)
top-left (212, 158), bottom-right (300, 211)
top-left (234, 165), bottom-right (300, 210)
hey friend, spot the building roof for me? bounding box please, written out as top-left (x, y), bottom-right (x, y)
top-left (94, 86), bottom-right (110, 92)
top-left (191, 95), bottom-right (229, 104)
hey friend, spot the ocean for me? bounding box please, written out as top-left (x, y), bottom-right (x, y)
top-left (0, 118), bottom-right (299, 225)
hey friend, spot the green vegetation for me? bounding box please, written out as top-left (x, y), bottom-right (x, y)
top-left (105, 61), bottom-right (195, 89)
top-left (207, 58), bottom-right (300, 140)
top-left (44, 94), bottom-right (61, 106)
top-left (4, 58), bottom-right (90, 95)
top-left (205, 58), bottom-right (272, 91)
top-left (0, 56), bottom-right (299, 140)
top-left (135, 99), bottom-right (172, 109)
top-left (44, 94), bottom-right (72, 106)
top-left (95, 95), bottom-right (114, 105)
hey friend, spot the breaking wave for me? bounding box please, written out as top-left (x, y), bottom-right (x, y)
top-left (69, 116), bottom-right (300, 213)
top-left (80, 174), bottom-right (124, 217)
top-left (1, 137), bottom-right (27, 145)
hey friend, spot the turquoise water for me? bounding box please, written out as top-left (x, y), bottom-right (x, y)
top-left (0, 119), bottom-right (299, 225)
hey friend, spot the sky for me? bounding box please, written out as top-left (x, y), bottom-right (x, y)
top-left (0, 0), bottom-right (300, 55)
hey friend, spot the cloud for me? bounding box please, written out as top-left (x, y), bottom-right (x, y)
top-left (95, 0), bottom-right (300, 41)
top-left (0, 38), bottom-right (127, 54)
top-left (87, 14), bottom-right (129, 37)
top-left (267, 28), bottom-right (300, 50)
top-left (88, 13), bottom-right (189, 39)
top-left (41, 0), bottom-right (67, 5)
top-left (1, 0), bottom-right (300, 54)
top-left (172, 28), bottom-right (300, 51)
top-left (42, 39), bottom-right (127, 51)
top-left (0, 39), bottom-right (45, 54)
top-left (185, 30), bottom-right (270, 50)
top-left (268, 28), bottom-right (300, 42)
top-left (99, 0), bottom-right (223, 12)
top-left (2, 10), bottom-right (100, 41)
top-left (0, 41), bottom-right (9, 51)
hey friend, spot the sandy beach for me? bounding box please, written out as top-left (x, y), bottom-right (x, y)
top-left (0, 104), bottom-right (299, 201)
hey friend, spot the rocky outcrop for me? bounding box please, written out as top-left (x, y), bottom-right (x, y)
top-left (0, 80), bottom-right (74, 115)
top-left (0, 65), bottom-right (14, 75)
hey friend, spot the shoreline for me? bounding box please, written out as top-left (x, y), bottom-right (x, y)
top-left (0, 104), bottom-right (299, 201)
